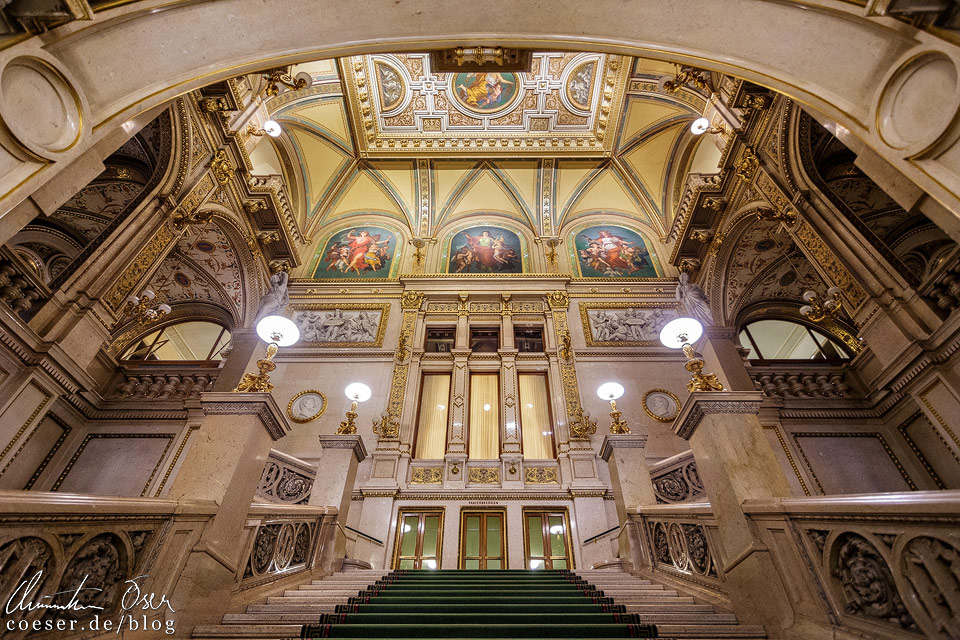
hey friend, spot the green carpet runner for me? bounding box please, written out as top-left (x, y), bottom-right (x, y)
top-left (300, 569), bottom-right (658, 638)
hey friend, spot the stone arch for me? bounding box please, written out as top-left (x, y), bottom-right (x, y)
top-left (2, 1), bottom-right (960, 234)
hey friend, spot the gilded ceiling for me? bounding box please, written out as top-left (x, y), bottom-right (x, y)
top-left (259, 54), bottom-right (714, 273)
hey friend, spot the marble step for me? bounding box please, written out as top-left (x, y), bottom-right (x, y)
top-left (656, 623), bottom-right (768, 638)
top-left (223, 610), bottom-right (739, 625)
top-left (192, 623), bottom-right (301, 638)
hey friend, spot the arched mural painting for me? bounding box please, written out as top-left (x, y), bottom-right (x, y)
top-left (445, 225), bottom-right (524, 274)
top-left (312, 225), bottom-right (400, 279)
top-left (572, 224), bottom-right (660, 277)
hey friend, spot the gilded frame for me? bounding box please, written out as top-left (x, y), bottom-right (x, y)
top-left (287, 390), bottom-right (328, 424)
top-left (458, 507), bottom-right (509, 570)
top-left (642, 388), bottom-right (681, 423)
top-left (289, 303), bottom-right (391, 347)
top-left (578, 301), bottom-right (681, 347)
top-left (391, 507), bottom-right (446, 570)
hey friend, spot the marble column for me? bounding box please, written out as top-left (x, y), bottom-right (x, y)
top-left (314, 434), bottom-right (368, 571)
top-left (674, 391), bottom-right (796, 632)
top-left (599, 434), bottom-right (657, 571)
top-left (165, 392), bottom-right (291, 627)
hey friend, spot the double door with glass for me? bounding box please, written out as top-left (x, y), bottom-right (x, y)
top-left (524, 510), bottom-right (572, 569)
top-left (460, 510), bottom-right (505, 569)
top-left (394, 510), bottom-right (443, 569)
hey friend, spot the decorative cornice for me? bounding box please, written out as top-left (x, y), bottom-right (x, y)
top-left (200, 392), bottom-right (289, 440)
top-left (674, 391), bottom-right (764, 440)
top-left (318, 434), bottom-right (368, 462)
top-left (599, 434), bottom-right (649, 461)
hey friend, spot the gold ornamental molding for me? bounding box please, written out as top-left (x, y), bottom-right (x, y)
top-left (104, 223), bottom-right (176, 311)
top-left (341, 52), bottom-right (631, 158)
top-left (410, 467), bottom-right (443, 484)
top-left (524, 467), bottom-right (559, 484)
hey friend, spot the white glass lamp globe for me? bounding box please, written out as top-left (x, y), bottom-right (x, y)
top-left (690, 117), bottom-right (711, 135)
top-left (597, 382), bottom-right (625, 401)
top-left (344, 382), bottom-right (372, 403)
top-left (262, 120), bottom-right (282, 137)
top-left (659, 317), bottom-right (703, 348)
top-left (256, 315), bottom-right (300, 347)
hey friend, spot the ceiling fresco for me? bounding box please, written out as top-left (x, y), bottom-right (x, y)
top-left (259, 53), bottom-right (719, 279)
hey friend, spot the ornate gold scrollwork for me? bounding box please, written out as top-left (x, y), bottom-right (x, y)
top-left (569, 406), bottom-right (597, 440)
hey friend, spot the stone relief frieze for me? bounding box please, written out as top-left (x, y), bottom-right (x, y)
top-left (579, 303), bottom-right (679, 346)
top-left (291, 304), bottom-right (390, 346)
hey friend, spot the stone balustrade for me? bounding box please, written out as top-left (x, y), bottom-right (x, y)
top-left (113, 364), bottom-right (220, 399)
top-left (743, 491), bottom-right (960, 640)
top-left (921, 249), bottom-right (960, 315)
top-left (240, 503), bottom-right (335, 589)
top-left (748, 364), bottom-right (853, 398)
top-left (628, 503), bottom-right (722, 593)
top-left (0, 254), bottom-right (46, 317)
top-left (256, 450), bottom-right (318, 505)
top-left (649, 450), bottom-right (706, 504)
top-left (0, 491), bottom-right (217, 638)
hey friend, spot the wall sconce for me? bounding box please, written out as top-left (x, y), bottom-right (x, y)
top-left (339, 383), bottom-right (372, 434)
top-left (262, 70), bottom-right (313, 97)
top-left (690, 117), bottom-right (726, 136)
top-left (597, 382), bottom-right (630, 434)
top-left (659, 317), bottom-right (724, 393)
top-left (233, 315), bottom-right (300, 393)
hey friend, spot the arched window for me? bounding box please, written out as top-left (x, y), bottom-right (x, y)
top-left (738, 319), bottom-right (849, 361)
top-left (121, 321), bottom-right (231, 361)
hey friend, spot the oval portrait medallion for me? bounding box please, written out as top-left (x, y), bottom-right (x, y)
top-left (287, 390), bottom-right (327, 424)
top-left (451, 73), bottom-right (520, 115)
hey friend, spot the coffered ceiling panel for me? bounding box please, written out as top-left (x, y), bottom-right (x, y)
top-left (341, 52), bottom-right (631, 157)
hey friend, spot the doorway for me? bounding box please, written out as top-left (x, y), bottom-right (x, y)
top-left (523, 509), bottom-right (573, 569)
top-left (393, 509), bottom-right (444, 569)
top-left (459, 509), bottom-right (506, 569)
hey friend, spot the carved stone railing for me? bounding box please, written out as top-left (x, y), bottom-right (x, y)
top-left (668, 171), bottom-right (724, 243)
top-left (112, 363), bottom-right (220, 399)
top-left (744, 491), bottom-right (960, 640)
top-left (747, 362), bottom-right (856, 398)
top-left (0, 491), bottom-right (216, 639)
top-left (239, 503), bottom-right (334, 590)
top-left (256, 450), bottom-right (317, 505)
top-left (649, 450), bottom-right (706, 504)
top-left (629, 503), bottom-right (724, 594)
top-left (0, 248), bottom-right (48, 318)
top-left (920, 248), bottom-right (960, 315)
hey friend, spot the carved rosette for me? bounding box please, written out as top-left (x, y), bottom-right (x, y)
top-left (831, 534), bottom-right (915, 629)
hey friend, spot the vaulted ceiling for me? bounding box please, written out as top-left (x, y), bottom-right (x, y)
top-left (250, 54), bottom-right (721, 270)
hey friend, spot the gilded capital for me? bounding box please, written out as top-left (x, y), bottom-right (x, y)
top-left (546, 290), bottom-right (569, 310)
top-left (400, 290), bottom-right (425, 310)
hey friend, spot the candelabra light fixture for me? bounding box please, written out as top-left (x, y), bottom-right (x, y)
top-left (657, 65), bottom-right (712, 94)
top-left (597, 382), bottom-right (630, 434)
top-left (690, 117), bottom-right (726, 136)
top-left (262, 69), bottom-right (312, 97)
top-left (659, 318), bottom-right (724, 393)
top-left (339, 383), bottom-right (372, 434)
top-left (372, 409), bottom-right (400, 439)
top-left (122, 289), bottom-right (171, 326)
top-left (246, 120), bottom-right (282, 137)
top-left (569, 405), bottom-right (597, 439)
top-left (800, 286), bottom-right (843, 323)
top-left (233, 315), bottom-right (300, 393)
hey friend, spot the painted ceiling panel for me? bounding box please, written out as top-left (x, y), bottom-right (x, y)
top-left (433, 162), bottom-right (477, 214)
top-left (284, 98), bottom-right (353, 150)
top-left (564, 168), bottom-right (651, 226)
top-left (618, 98), bottom-right (687, 149)
top-left (556, 161), bottom-right (601, 213)
top-left (288, 127), bottom-right (353, 217)
top-left (369, 161), bottom-right (417, 216)
top-left (443, 170), bottom-right (528, 226)
top-left (495, 161), bottom-right (538, 215)
top-left (620, 122), bottom-right (686, 208)
top-left (326, 169), bottom-right (407, 225)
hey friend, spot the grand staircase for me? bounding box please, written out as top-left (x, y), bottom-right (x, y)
top-left (192, 569), bottom-right (767, 639)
